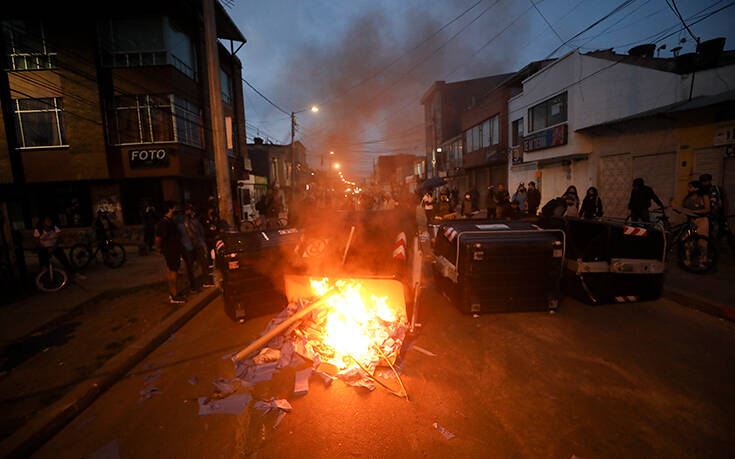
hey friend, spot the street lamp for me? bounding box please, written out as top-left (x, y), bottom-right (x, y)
top-left (310, 105), bottom-right (319, 113)
top-left (329, 151), bottom-right (334, 155)
top-left (334, 163), bottom-right (340, 169)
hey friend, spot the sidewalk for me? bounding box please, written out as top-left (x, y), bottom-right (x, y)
top-left (0, 253), bottom-right (167, 348)
top-left (663, 252), bottom-right (735, 321)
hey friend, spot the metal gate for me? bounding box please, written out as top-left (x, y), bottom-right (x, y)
top-left (633, 152), bottom-right (677, 205)
top-left (693, 147), bottom-right (724, 184)
top-left (599, 154), bottom-right (631, 218)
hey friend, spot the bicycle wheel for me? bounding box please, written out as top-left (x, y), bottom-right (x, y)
top-left (36, 266), bottom-right (68, 292)
top-left (239, 220), bottom-right (256, 232)
top-left (69, 243), bottom-right (92, 270)
top-left (103, 242), bottom-right (126, 268)
top-left (678, 234), bottom-right (718, 273)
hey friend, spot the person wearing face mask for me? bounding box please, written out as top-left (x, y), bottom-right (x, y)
top-left (579, 187), bottom-right (603, 219)
top-left (562, 185), bottom-right (580, 217)
top-left (511, 183), bottom-right (527, 213)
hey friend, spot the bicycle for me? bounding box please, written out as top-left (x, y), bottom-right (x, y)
top-left (69, 237), bottom-right (126, 270)
top-left (35, 256), bottom-right (69, 292)
top-left (650, 207), bottom-right (718, 273)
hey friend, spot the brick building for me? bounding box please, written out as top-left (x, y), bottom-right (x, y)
top-left (0, 0), bottom-right (247, 230)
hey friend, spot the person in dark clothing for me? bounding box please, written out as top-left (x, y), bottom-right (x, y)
top-left (486, 186), bottom-right (497, 218)
top-left (508, 200), bottom-right (523, 220)
top-left (699, 173), bottom-right (729, 239)
top-left (469, 188), bottom-right (479, 212)
top-left (156, 202), bottom-right (185, 304)
top-left (202, 207), bottom-right (225, 267)
top-left (494, 184), bottom-right (510, 218)
top-left (527, 181), bottom-right (541, 217)
top-left (459, 192), bottom-right (478, 218)
top-left (143, 203), bottom-right (157, 251)
top-left (181, 204), bottom-right (213, 291)
top-left (579, 187), bottom-right (604, 219)
top-left (436, 193), bottom-right (452, 219)
top-left (92, 210), bottom-right (116, 256)
top-left (628, 178), bottom-right (664, 222)
top-left (562, 185), bottom-right (580, 217)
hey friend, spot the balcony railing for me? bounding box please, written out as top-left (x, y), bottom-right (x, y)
top-left (7, 52), bottom-right (57, 70)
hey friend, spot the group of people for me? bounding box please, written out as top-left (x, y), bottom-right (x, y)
top-left (541, 185), bottom-right (605, 219)
top-left (155, 202), bottom-right (226, 304)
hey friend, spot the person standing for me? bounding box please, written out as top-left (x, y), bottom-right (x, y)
top-left (527, 181), bottom-right (541, 217)
top-left (562, 186), bottom-right (580, 217)
top-left (579, 187), bottom-right (603, 219)
top-left (459, 192), bottom-right (477, 218)
top-left (678, 181), bottom-right (711, 266)
top-left (699, 173), bottom-right (728, 237)
top-left (628, 178), bottom-right (664, 222)
top-left (156, 202), bottom-right (185, 304)
top-left (511, 183), bottom-right (528, 213)
top-left (421, 192), bottom-right (435, 222)
top-left (143, 202), bottom-right (157, 252)
top-left (494, 184), bottom-right (510, 218)
top-left (202, 207), bottom-right (224, 267)
top-left (486, 186), bottom-right (497, 219)
top-left (181, 204), bottom-right (213, 291)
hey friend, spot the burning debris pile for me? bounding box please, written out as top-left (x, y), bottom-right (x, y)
top-left (233, 277), bottom-right (409, 395)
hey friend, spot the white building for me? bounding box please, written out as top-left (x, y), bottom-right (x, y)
top-left (508, 43), bottom-right (735, 216)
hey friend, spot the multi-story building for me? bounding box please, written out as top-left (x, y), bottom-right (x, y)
top-left (421, 75), bottom-right (512, 179)
top-left (0, 0), bottom-right (247, 230)
top-left (246, 137), bottom-right (307, 192)
top-left (507, 41), bottom-right (735, 216)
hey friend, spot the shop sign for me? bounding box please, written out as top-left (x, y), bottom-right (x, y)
top-left (523, 124), bottom-right (568, 153)
top-left (714, 125), bottom-right (735, 146)
top-left (129, 148), bottom-right (169, 169)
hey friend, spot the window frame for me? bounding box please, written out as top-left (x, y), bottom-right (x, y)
top-left (528, 91), bottom-right (567, 133)
top-left (13, 97), bottom-right (67, 149)
top-left (512, 117), bottom-right (524, 147)
top-left (110, 94), bottom-right (177, 146)
top-left (3, 20), bottom-right (57, 71)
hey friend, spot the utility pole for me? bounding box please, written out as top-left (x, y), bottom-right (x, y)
top-left (290, 111), bottom-right (296, 203)
top-left (203, 0), bottom-right (234, 227)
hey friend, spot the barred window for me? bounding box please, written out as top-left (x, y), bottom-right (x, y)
top-left (2, 20), bottom-right (57, 70)
top-left (13, 97), bottom-right (66, 148)
top-left (109, 94), bottom-right (174, 145)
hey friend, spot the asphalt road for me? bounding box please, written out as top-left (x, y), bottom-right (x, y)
top-left (33, 284), bottom-right (735, 458)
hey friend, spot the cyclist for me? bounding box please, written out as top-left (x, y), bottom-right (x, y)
top-left (92, 210), bottom-right (116, 255)
top-left (676, 181), bottom-right (711, 266)
top-left (34, 216), bottom-right (85, 280)
top-left (628, 178), bottom-right (664, 222)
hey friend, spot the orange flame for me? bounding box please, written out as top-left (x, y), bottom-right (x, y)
top-left (310, 278), bottom-right (400, 370)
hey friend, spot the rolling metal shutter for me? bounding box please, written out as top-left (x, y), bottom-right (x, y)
top-left (599, 154), bottom-right (631, 217)
top-left (693, 147), bottom-right (724, 185)
top-left (633, 152), bottom-right (677, 204)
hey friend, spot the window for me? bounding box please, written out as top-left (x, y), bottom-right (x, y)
top-left (512, 118), bottom-right (524, 147)
top-left (220, 69), bottom-right (233, 105)
top-left (491, 115), bottom-right (499, 145)
top-left (482, 119), bottom-right (490, 148)
top-left (99, 17), bottom-right (197, 80)
top-left (173, 97), bottom-right (203, 148)
top-left (109, 94), bottom-right (175, 145)
top-left (2, 20), bottom-right (56, 70)
top-left (471, 126), bottom-right (479, 153)
top-left (529, 92), bottom-right (567, 132)
top-left (13, 97), bottom-right (66, 148)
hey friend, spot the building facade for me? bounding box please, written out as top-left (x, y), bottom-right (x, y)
top-left (0, 0), bottom-right (248, 230)
top-left (507, 43), bottom-right (735, 216)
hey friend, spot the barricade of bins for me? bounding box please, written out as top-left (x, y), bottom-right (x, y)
top-left (539, 217), bottom-right (666, 304)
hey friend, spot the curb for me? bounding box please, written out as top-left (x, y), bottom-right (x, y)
top-left (0, 288), bottom-right (220, 458)
top-left (663, 288), bottom-right (735, 322)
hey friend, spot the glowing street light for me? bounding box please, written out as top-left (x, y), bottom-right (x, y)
top-left (329, 151), bottom-right (334, 155)
top-left (334, 163), bottom-right (340, 169)
top-left (310, 105), bottom-right (319, 112)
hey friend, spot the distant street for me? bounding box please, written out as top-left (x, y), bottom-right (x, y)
top-left (34, 285), bottom-right (735, 458)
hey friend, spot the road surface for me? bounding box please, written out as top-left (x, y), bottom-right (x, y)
top-left (33, 284), bottom-right (735, 458)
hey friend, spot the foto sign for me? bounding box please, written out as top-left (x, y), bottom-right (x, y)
top-left (129, 148), bottom-right (169, 169)
top-left (523, 124), bottom-right (568, 153)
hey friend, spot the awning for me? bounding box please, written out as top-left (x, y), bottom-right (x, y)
top-left (576, 89), bottom-right (735, 132)
top-left (216, 1), bottom-right (246, 42)
top-left (535, 153), bottom-right (590, 167)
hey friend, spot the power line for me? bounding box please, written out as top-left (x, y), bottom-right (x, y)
top-left (242, 78), bottom-right (290, 116)
top-left (529, 0), bottom-right (566, 46)
top-left (665, 0), bottom-right (698, 42)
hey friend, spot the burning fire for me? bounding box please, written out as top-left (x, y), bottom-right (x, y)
top-left (309, 278), bottom-right (405, 371)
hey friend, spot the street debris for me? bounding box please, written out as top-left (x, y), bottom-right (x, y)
top-left (143, 369), bottom-right (162, 385)
top-left (432, 422), bottom-right (455, 440)
top-left (188, 376), bottom-right (199, 385)
top-left (197, 393), bottom-right (252, 416)
top-left (137, 386), bottom-right (163, 402)
top-left (254, 397), bottom-right (292, 414)
top-left (213, 377), bottom-right (240, 394)
top-left (411, 345), bottom-right (436, 357)
top-left (89, 439), bottom-right (120, 459)
top-left (294, 367), bottom-right (312, 395)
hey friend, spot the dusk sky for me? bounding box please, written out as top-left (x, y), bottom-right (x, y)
top-left (227, 0), bottom-right (735, 177)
